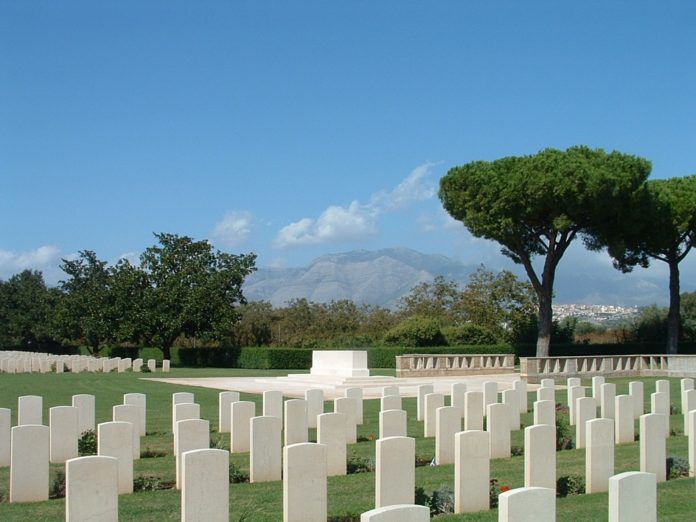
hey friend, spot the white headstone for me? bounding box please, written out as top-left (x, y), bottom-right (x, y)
top-left (49, 406), bottom-right (79, 464)
top-left (513, 380), bottom-right (528, 414)
top-left (113, 404), bottom-right (141, 460)
top-left (71, 394), bottom-right (95, 436)
top-left (383, 385), bottom-right (400, 397)
top-left (181, 449), bottom-right (229, 522)
top-left (567, 377), bottom-right (581, 388)
top-left (650, 391), bottom-right (670, 435)
top-left (608, 471), bottom-right (656, 522)
top-left (417, 384), bottom-right (434, 422)
top-left (218, 391), bottom-right (240, 433)
top-left (18, 395), bottom-right (42, 426)
top-left (97, 421), bottom-right (133, 494)
top-left (317, 412), bottom-right (347, 476)
top-left (498, 487), bottom-right (555, 522)
top-left (380, 409), bottom-right (407, 439)
top-left (640, 413), bottom-right (666, 482)
top-left (334, 397), bottom-right (358, 444)
top-left (568, 386), bottom-right (586, 426)
top-left (285, 399), bottom-right (308, 446)
top-left (524, 424), bottom-right (555, 489)
top-left (10, 424), bottom-right (49, 502)
top-left (592, 376), bottom-right (605, 399)
top-left (451, 382), bottom-right (467, 417)
top-left (230, 401), bottom-right (255, 453)
top-left (629, 381), bottom-right (644, 419)
top-left (586, 418), bottom-right (614, 493)
top-left (173, 403), bottom-right (200, 454)
top-left (487, 402), bottom-right (511, 458)
top-left (575, 397), bottom-right (597, 449)
top-left (601, 383), bottom-right (617, 420)
top-left (250, 415), bottom-right (282, 482)
top-left (263, 390), bottom-right (284, 421)
top-left (147, 359), bottom-right (156, 372)
top-left (424, 393), bottom-right (444, 438)
top-left (123, 393), bottom-right (147, 436)
top-left (360, 505), bottom-right (430, 522)
top-left (345, 387), bottom-right (364, 425)
top-left (464, 391), bottom-right (484, 431)
top-left (689, 410), bottom-right (696, 478)
top-left (435, 406), bottom-right (461, 465)
top-left (615, 395), bottom-right (635, 444)
top-left (0, 408), bottom-right (10, 466)
top-left (540, 378), bottom-right (555, 389)
top-left (683, 389), bottom-right (696, 436)
top-left (65, 455), bottom-right (118, 522)
top-left (172, 392), bottom-right (195, 433)
top-left (376, 436), bottom-right (415, 508)
top-left (533, 400), bottom-right (556, 427)
top-left (175, 419), bottom-right (210, 489)
top-left (381, 394), bottom-right (402, 412)
top-left (454, 430), bottom-right (489, 513)
top-left (502, 389), bottom-right (521, 431)
top-left (483, 381), bottom-right (498, 413)
top-left (305, 389), bottom-right (324, 429)
top-left (283, 443), bottom-right (327, 522)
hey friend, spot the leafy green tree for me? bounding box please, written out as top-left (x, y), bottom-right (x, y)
top-left (234, 301), bottom-right (275, 347)
top-left (109, 258), bottom-right (150, 345)
top-left (439, 146), bottom-right (651, 357)
top-left (56, 251), bottom-right (114, 354)
top-left (0, 270), bottom-right (60, 348)
top-left (631, 305), bottom-right (668, 344)
top-left (383, 315), bottom-right (446, 347)
top-left (139, 233), bottom-right (256, 359)
top-left (682, 291), bottom-right (696, 342)
top-left (604, 175), bottom-right (696, 353)
top-left (398, 276), bottom-right (463, 323)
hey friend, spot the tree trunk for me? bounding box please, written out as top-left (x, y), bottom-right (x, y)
top-left (161, 342), bottom-right (172, 361)
top-left (666, 259), bottom-right (681, 355)
top-left (536, 288), bottom-right (553, 358)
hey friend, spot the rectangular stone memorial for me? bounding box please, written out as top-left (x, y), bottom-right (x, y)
top-left (334, 397), bottom-right (358, 444)
top-left (380, 409), bottom-right (407, 439)
top-left (524, 424), bottom-right (555, 489)
top-left (317, 412), bottom-right (347, 476)
top-left (502, 389), bottom-right (521, 430)
top-left (310, 350), bottom-right (369, 377)
top-left (629, 381), bottom-right (644, 419)
top-left (586, 418), bottom-right (614, 493)
top-left (417, 384), bottom-right (434, 422)
top-left (18, 395), bottom-right (42, 426)
top-left (483, 381), bottom-right (498, 412)
top-left (218, 391), bottom-right (240, 433)
top-left (98, 421), bottom-right (133, 494)
top-left (345, 387), bottom-right (364, 425)
top-left (513, 380), bottom-right (528, 414)
top-left (381, 394), bottom-right (401, 412)
top-left (113, 404), bottom-right (142, 460)
top-left (49, 405), bottom-right (79, 464)
top-left (284, 399), bottom-right (308, 446)
top-left (360, 505), bottom-right (430, 522)
top-left (683, 389), bottom-right (696, 436)
top-left (10, 424), bottom-right (49, 502)
top-left (455, 430), bottom-right (490, 513)
top-left (435, 406), bottom-right (461, 465)
top-left (175, 419), bottom-right (210, 489)
top-left (376, 436), bottom-right (415, 508)
top-left (65, 455), bottom-right (118, 522)
top-left (615, 395), bottom-right (635, 444)
top-left (181, 449), bottom-right (229, 522)
top-left (263, 390), bottom-right (284, 421)
top-left (172, 392), bottom-right (195, 433)
top-left (451, 382), bottom-right (467, 417)
top-left (305, 388), bottom-right (324, 429)
top-left (498, 487), bottom-right (555, 522)
top-left (250, 416), bottom-right (282, 482)
top-left (640, 413), bottom-right (666, 482)
top-left (608, 471), bottom-right (656, 522)
top-left (424, 393), bottom-right (444, 438)
top-left (124, 393), bottom-right (147, 436)
top-left (533, 400), bottom-right (556, 427)
top-left (283, 443), bottom-right (327, 522)
top-left (464, 391), bottom-right (484, 431)
top-left (72, 394), bottom-right (95, 436)
top-left (568, 386), bottom-right (586, 425)
top-left (575, 397), bottom-right (597, 449)
top-left (0, 408), bottom-right (10, 466)
top-left (231, 401), bottom-right (256, 453)
top-left (487, 403), bottom-right (511, 458)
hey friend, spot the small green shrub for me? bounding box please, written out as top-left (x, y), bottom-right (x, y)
top-left (428, 484), bottom-right (454, 516)
top-left (383, 316), bottom-right (447, 347)
top-left (489, 479), bottom-right (510, 508)
top-left (347, 454), bottom-right (375, 474)
top-left (443, 324), bottom-right (499, 345)
top-left (210, 434), bottom-right (227, 450)
top-left (415, 455), bottom-right (433, 467)
top-left (133, 475), bottom-right (173, 492)
top-left (327, 515), bottom-right (361, 522)
top-left (78, 429), bottom-right (97, 456)
top-left (414, 486), bottom-right (429, 507)
top-left (140, 448), bottom-right (166, 458)
top-left (229, 462), bottom-right (250, 483)
top-left (555, 413), bottom-right (574, 451)
top-left (49, 470), bottom-right (66, 499)
top-left (667, 456), bottom-right (690, 479)
top-left (511, 445), bottom-right (524, 457)
top-left (556, 474), bottom-right (585, 497)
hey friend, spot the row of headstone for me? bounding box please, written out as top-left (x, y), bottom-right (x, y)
top-left (0, 350), bottom-right (170, 374)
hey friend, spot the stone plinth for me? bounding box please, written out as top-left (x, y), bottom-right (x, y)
top-left (310, 350), bottom-right (369, 377)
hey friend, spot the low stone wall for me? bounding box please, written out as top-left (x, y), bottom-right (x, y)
top-left (395, 354), bottom-right (515, 378)
top-left (520, 354), bottom-right (696, 383)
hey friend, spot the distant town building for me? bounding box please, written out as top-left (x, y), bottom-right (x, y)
top-left (552, 304), bottom-right (639, 325)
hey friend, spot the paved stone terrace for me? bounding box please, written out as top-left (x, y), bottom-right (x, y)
top-left (144, 372), bottom-right (538, 400)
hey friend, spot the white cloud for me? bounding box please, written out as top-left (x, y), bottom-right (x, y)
top-left (0, 245), bottom-right (65, 284)
top-left (274, 201), bottom-right (377, 248)
top-left (273, 163), bottom-right (436, 249)
top-left (212, 210), bottom-right (253, 248)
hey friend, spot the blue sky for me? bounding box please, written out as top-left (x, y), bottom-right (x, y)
top-left (1, 1), bottom-right (695, 303)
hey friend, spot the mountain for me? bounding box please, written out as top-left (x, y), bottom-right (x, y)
top-left (243, 248), bottom-right (478, 308)
top-left (243, 247), bottom-right (678, 309)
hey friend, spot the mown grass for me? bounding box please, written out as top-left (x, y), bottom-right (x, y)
top-left (0, 369), bottom-right (695, 520)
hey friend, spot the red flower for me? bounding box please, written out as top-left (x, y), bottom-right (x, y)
top-left (500, 486), bottom-right (510, 492)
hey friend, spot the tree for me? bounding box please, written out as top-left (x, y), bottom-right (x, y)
top-left (682, 291), bottom-right (696, 342)
top-left (604, 175), bottom-right (696, 354)
top-left (56, 251), bottom-right (114, 354)
top-left (398, 276), bottom-right (463, 323)
top-left (0, 270), bottom-right (59, 349)
top-left (439, 146), bottom-right (651, 357)
top-left (139, 233), bottom-right (256, 359)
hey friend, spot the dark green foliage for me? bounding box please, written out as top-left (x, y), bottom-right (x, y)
top-left (78, 429), bottom-right (97, 456)
top-left (428, 484), bottom-right (454, 516)
top-left (489, 479), bottom-right (511, 508)
top-left (556, 474), bottom-right (585, 496)
top-left (667, 456), bottom-right (689, 479)
top-left (443, 324), bottom-right (498, 345)
top-left (133, 475), bottom-right (174, 492)
top-left (414, 486), bottom-right (429, 507)
top-left (229, 462), bottom-right (250, 483)
top-left (555, 410), bottom-right (574, 451)
top-left (383, 316), bottom-right (446, 347)
top-left (49, 470), bottom-right (66, 499)
top-left (511, 445), bottom-right (524, 457)
top-left (140, 448), bottom-right (166, 458)
top-left (327, 515), bottom-right (361, 522)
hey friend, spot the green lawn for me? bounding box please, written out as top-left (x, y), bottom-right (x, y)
top-left (0, 369), bottom-right (695, 520)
